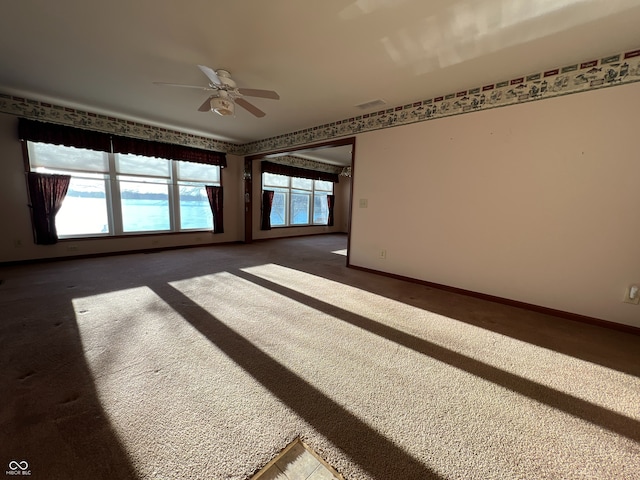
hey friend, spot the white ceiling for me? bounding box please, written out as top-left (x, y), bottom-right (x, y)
top-left (1, 0), bottom-right (640, 162)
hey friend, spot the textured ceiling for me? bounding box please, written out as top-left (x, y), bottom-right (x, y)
top-left (1, 0), bottom-right (640, 158)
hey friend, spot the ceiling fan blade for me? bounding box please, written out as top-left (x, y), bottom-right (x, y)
top-left (197, 97), bottom-right (213, 112)
top-left (235, 98), bottom-right (266, 117)
top-left (198, 65), bottom-right (222, 85)
top-left (237, 88), bottom-right (280, 100)
top-left (154, 82), bottom-right (213, 91)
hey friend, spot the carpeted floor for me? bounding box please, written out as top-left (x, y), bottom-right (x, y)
top-left (1, 234), bottom-right (639, 479)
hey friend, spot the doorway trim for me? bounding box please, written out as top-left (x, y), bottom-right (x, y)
top-left (244, 137), bottom-right (355, 265)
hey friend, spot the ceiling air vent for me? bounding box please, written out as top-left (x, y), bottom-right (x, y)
top-left (355, 98), bottom-right (386, 110)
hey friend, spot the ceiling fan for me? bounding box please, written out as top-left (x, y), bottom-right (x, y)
top-left (154, 65), bottom-right (280, 118)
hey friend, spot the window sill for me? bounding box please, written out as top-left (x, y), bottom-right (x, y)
top-left (270, 224), bottom-right (329, 229)
top-left (58, 230), bottom-right (214, 242)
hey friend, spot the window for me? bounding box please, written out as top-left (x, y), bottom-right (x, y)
top-left (313, 180), bottom-right (333, 224)
top-left (176, 160), bottom-right (219, 231)
top-left (27, 142), bottom-right (221, 238)
top-left (57, 173), bottom-right (110, 236)
top-left (119, 177), bottom-right (171, 233)
top-left (263, 172), bottom-right (333, 227)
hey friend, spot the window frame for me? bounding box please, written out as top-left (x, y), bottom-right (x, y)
top-left (26, 141), bottom-right (221, 239)
top-left (262, 172), bottom-right (333, 227)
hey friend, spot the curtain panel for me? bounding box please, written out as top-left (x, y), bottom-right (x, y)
top-left (260, 161), bottom-right (339, 183)
top-left (261, 190), bottom-right (274, 230)
top-left (205, 185), bottom-right (224, 234)
top-left (27, 172), bottom-right (71, 245)
top-left (19, 118), bottom-right (227, 166)
top-left (326, 194), bottom-right (335, 227)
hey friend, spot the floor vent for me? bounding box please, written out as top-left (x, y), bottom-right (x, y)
top-left (250, 438), bottom-right (343, 480)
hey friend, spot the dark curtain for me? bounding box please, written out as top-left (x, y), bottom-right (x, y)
top-left (261, 161), bottom-right (339, 183)
top-left (19, 118), bottom-right (111, 152)
top-left (261, 190), bottom-right (274, 230)
top-left (326, 194), bottom-right (335, 227)
top-left (205, 186), bottom-right (224, 234)
top-left (19, 118), bottom-right (227, 167)
top-left (112, 136), bottom-right (227, 167)
top-left (27, 172), bottom-right (71, 245)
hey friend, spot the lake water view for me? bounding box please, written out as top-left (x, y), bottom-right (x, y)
top-left (56, 196), bottom-right (213, 236)
top-left (56, 190), bottom-right (327, 236)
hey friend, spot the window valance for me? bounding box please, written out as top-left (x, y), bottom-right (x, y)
top-left (261, 161), bottom-right (339, 183)
top-left (111, 135), bottom-right (227, 167)
top-left (18, 118), bottom-right (227, 167)
top-left (19, 118), bottom-right (112, 152)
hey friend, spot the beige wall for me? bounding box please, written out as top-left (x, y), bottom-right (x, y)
top-left (251, 159), bottom-right (350, 240)
top-left (349, 82), bottom-right (640, 328)
top-left (0, 113), bottom-right (244, 263)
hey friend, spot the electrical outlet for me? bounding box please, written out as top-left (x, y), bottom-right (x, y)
top-left (379, 249), bottom-right (386, 259)
top-left (13, 239), bottom-right (23, 248)
top-left (359, 198), bottom-right (368, 208)
top-left (623, 284), bottom-right (640, 305)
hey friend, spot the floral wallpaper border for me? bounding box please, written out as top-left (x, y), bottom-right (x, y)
top-left (0, 95), bottom-right (242, 155)
top-left (244, 47), bottom-right (640, 155)
top-left (268, 155), bottom-right (345, 175)
top-left (1, 47), bottom-right (639, 159)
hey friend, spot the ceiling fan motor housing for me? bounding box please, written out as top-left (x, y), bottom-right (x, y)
top-left (215, 70), bottom-right (237, 90)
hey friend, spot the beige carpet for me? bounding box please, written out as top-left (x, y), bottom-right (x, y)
top-left (1, 234), bottom-right (639, 479)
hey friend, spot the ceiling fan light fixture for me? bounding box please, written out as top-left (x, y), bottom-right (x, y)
top-left (158, 65), bottom-right (278, 118)
top-left (210, 96), bottom-right (234, 116)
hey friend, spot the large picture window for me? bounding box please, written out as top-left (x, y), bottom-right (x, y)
top-left (56, 174), bottom-right (110, 236)
top-left (263, 172), bottom-right (333, 227)
top-left (27, 142), bottom-right (221, 238)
